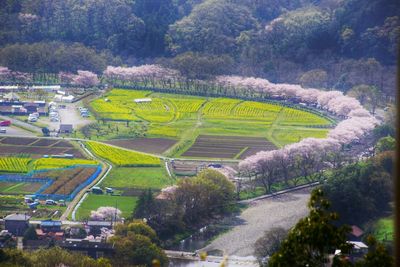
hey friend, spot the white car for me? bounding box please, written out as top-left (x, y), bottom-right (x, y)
top-left (28, 117), bottom-right (38, 122)
top-left (0, 128), bottom-right (6, 133)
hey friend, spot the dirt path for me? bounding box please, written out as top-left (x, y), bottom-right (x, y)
top-left (200, 188), bottom-right (311, 257)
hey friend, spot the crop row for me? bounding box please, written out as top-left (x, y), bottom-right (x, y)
top-left (33, 158), bottom-right (98, 170)
top-left (90, 89), bottom-right (331, 127)
top-left (86, 141), bottom-right (160, 167)
top-left (42, 167), bottom-right (97, 195)
top-left (0, 157), bottom-right (31, 173)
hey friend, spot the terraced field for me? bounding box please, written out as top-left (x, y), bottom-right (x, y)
top-left (88, 89), bottom-right (334, 158)
top-left (86, 141), bottom-right (161, 166)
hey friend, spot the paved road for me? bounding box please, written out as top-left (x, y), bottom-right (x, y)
top-left (0, 115), bottom-right (41, 134)
top-left (0, 125), bottom-right (36, 137)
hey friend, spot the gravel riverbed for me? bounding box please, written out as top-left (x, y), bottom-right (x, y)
top-left (201, 188), bottom-right (311, 257)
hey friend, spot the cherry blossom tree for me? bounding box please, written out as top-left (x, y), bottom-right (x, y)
top-left (72, 70), bottom-right (99, 87)
top-left (90, 207), bottom-right (122, 221)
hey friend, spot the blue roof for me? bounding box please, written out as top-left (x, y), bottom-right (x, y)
top-left (41, 220), bottom-right (62, 227)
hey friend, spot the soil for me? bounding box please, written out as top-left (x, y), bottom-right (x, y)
top-left (105, 138), bottom-right (177, 154)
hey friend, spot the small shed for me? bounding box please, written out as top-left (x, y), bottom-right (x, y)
top-left (134, 98), bottom-right (152, 103)
top-left (4, 213), bottom-right (31, 236)
top-left (59, 124), bottom-right (73, 134)
top-left (62, 95), bottom-right (75, 103)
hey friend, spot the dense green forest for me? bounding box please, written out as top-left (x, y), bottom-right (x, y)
top-left (0, 0), bottom-right (398, 96)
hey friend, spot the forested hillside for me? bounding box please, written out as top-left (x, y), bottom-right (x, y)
top-left (0, 0), bottom-right (398, 97)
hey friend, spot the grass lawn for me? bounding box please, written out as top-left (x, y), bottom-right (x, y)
top-left (101, 167), bottom-right (174, 189)
top-left (76, 194), bottom-right (138, 220)
top-left (373, 217), bottom-right (394, 242)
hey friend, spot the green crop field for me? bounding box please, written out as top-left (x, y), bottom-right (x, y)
top-left (87, 88), bottom-right (334, 158)
top-left (101, 167), bottom-right (174, 189)
top-left (86, 142), bottom-right (161, 166)
top-left (33, 158), bottom-right (98, 170)
top-left (0, 157), bottom-right (31, 173)
top-left (75, 194), bottom-right (138, 220)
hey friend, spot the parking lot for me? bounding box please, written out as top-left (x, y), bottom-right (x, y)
top-left (38, 102), bottom-right (92, 132)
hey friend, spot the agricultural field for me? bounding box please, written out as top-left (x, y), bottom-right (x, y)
top-left (75, 194), bottom-right (138, 220)
top-left (271, 128), bottom-right (330, 146)
top-left (0, 157), bottom-right (31, 173)
top-left (33, 158), bottom-right (97, 170)
top-left (100, 167), bottom-right (173, 190)
top-left (0, 182), bottom-right (42, 195)
top-left (87, 89), bottom-right (334, 158)
top-left (86, 141), bottom-right (161, 166)
top-left (0, 157), bottom-right (97, 173)
top-left (39, 167), bottom-right (98, 195)
top-left (181, 135), bottom-right (276, 159)
top-left (0, 137), bottom-right (84, 158)
top-left (105, 138), bottom-right (177, 154)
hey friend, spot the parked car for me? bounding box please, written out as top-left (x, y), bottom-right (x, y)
top-left (45, 199), bottom-right (57, 205)
top-left (0, 120), bottom-right (11, 126)
top-left (28, 117), bottom-right (38, 122)
top-left (0, 128), bottom-right (6, 133)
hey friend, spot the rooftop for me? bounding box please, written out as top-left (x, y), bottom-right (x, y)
top-left (4, 213), bottom-right (31, 221)
top-left (87, 221), bottom-right (112, 227)
top-left (41, 220), bottom-right (62, 227)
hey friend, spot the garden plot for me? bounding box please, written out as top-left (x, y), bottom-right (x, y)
top-left (181, 135), bottom-right (277, 159)
top-left (0, 137), bottom-right (84, 158)
top-left (105, 138), bottom-right (177, 154)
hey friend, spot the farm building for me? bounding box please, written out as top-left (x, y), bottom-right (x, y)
top-left (134, 98), bottom-right (152, 103)
top-left (4, 213), bottom-right (31, 236)
top-left (24, 103), bottom-right (39, 113)
top-left (31, 85), bottom-right (61, 92)
top-left (62, 95), bottom-right (75, 103)
top-left (54, 94), bottom-right (75, 103)
top-left (59, 124), bottom-right (73, 133)
top-left (36, 220), bottom-right (64, 240)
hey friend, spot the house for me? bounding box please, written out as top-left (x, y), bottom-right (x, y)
top-left (56, 239), bottom-right (115, 259)
top-left (4, 213), bottom-right (31, 236)
top-left (40, 220), bottom-right (62, 232)
top-left (348, 225), bottom-right (364, 241)
top-left (24, 103), bottom-right (39, 113)
top-left (86, 221), bottom-right (112, 236)
top-left (59, 124), bottom-right (73, 134)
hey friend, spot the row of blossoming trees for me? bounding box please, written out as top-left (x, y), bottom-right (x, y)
top-left (0, 66), bottom-right (99, 87)
top-left (1, 64), bottom-right (378, 192)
